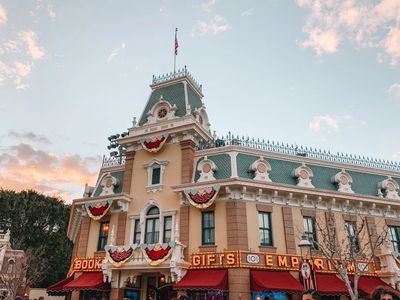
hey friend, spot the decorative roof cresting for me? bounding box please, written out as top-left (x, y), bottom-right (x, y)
top-left (152, 66), bottom-right (202, 93)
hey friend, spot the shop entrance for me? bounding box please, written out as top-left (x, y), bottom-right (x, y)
top-left (146, 275), bottom-right (177, 300)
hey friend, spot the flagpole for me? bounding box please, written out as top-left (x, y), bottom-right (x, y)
top-left (174, 28), bottom-right (178, 75)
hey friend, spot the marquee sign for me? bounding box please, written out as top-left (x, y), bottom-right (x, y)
top-left (68, 257), bottom-right (104, 276)
top-left (190, 251), bottom-right (376, 275)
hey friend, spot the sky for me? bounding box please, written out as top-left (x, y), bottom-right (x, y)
top-left (0, 0), bottom-right (400, 202)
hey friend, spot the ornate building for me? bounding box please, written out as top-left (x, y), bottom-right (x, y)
top-left (49, 68), bottom-right (400, 300)
top-left (0, 229), bottom-right (27, 299)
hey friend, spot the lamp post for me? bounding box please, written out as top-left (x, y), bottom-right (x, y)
top-left (298, 234), bottom-right (317, 291)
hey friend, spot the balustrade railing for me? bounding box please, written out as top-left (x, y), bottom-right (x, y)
top-left (197, 132), bottom-right (400, 172)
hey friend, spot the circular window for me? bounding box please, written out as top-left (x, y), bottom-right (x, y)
top-left (257, 163), bottom-right (267, 173)
top-left (202, 163), bottom-right (212, 173)
top-left (299, 170), bottom-right (309, 179)
top-left (157, 107), bottom-right (168, 119)
top-left (387, 182), bottom-right (395, 192)
top-left (339, 175), bottom-right (349, 185)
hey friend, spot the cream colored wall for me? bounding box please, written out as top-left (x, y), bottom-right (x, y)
top-left (125, 143), bottom-right (182, 242)
top-left (187, 201), bottom-right (227, 253)
top-left (246, 203), bottom-right (285, 252)
top-left (291, 207), bottom-right (304, 255)
top-left (86, 219), bottom-right (99, 256)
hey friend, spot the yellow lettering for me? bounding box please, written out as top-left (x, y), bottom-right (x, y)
top-left (74, 259), bottom-right (81, 270)
top-left (81, 259), bottom-right (88, 270)
top-left (219, 254), bottom-right (225, 265)
top-left (193, 255), bottom-right (201, 266)
top-left (291, 256), bottom-right (300, 268)
top-left (347, 262), bottom-right (355, 272)
top-left (207, 254), bottom-right (216, 266)
top-left (314, 258), bottom-right (324, 270)
top-left (278, 256), bottom-right (288, 267)
top-left (94, 259), bottom-right (101, 269)
top-left (265, 255), bottom-right (273, 267)
top-left (227, 253), bottom-right (235, 265)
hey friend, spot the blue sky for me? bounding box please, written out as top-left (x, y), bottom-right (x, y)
top-left (0, 0), bottom-right (399, 201)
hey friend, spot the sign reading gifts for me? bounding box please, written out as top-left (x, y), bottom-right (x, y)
top-left (72, 257), bottom-right (103, 272)
top-left (190, 251), bottom-right (375, 275)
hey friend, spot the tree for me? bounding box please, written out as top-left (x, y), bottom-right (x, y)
top-left (0, 189), bottom-right (73, 288)
top-left (310, 210), bottom-right (388, 300)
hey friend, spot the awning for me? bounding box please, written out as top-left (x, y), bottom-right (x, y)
top-left (174, 269), bottom-right (228, 291)
top-left (46, 276), bottom-right (74, 296)
top-left (315, 274), bottom-right (348, 295)
top-left (250, 270), bottom-right (303, 293)
top-left (63, 272), bottom-right (110, 292)
top-left (350, 276), bottom-right (395, 296)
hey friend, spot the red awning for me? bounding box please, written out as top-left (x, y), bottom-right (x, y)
top-left (250, 270), bottom-right (303, 293)
top-left (315, 274), bottom-right (349, 295)
top-left (63, 272), bottom-right (110, 292)
top-left (350, 276), bottom-right (395, 296)
top-left (174, 269), bottom-right (228, 291)
top-left (47, 276), bottom-right (74, 296)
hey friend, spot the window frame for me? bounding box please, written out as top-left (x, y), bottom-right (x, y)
top-left (151, 165), bottom-right (161, 185)
top-left (97, 221), bottom-right (109, 251)
top-left (201, 211), bottom-right (215, 245)
top-left (345, 221), bottom-right (360, 253)
top-left (390, 226), bottom-right (400, 253)
top-left (133, 219), bottom-right (141, 244)
top-left (303, 216), bottom-right (318, 250)
top-left (163, 216), bottom-right (173, 243)
top-left (258, 211), bottom-right (273, 246)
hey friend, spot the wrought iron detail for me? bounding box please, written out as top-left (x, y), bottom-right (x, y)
top-left (152, 66), bottom-right (202, 92)
top-left (197, 132), bottom-right (400, 172)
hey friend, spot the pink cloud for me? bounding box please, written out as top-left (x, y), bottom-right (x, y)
top-left (192, 14), bottom-right (230, 37)
top-left (0, 143), bottom-right (101, 201)
top-left (18, 31), bottom-right (45, 60)
top-left (296, 0), bottom-right (400, 65)
top-left (0, 5), bottom-right (6, 25)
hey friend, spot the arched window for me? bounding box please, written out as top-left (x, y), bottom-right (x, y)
top-left (7, 259), bottom-right (14, 274)
top-left (145, 206), bottom-right (160, 243)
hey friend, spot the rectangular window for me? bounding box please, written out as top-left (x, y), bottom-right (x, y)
top-left (163, 216), bottom-right (172, 243)
top-left (202, 211), bottom-right (215, 245)
top-left (390, 226), bottom-right (400, 253)
top-left (133, 219), bottom-right (141, 244)
top-left (303, 216), bottom-right (318, 249)
top-left (258, 212), bottom-right (273, 246)
top-left (145, 218), bottom-right (160, 244)
top-left (151, 167), bottom-right (161, 185)
top-left (97, 221), bottom-right (109, 251)
top-left (345, 221), bottom-right (360, 253)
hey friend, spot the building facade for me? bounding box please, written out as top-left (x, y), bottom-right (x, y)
top-left (51, 68), bottom-right (400, 300)
top-left (0, 229), bottom-right (27, 300)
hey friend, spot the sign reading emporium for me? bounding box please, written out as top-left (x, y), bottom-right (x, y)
top-left (190, 251), bottom-right (375, 275)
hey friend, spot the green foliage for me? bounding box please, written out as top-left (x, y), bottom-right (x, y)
top-left (0, 189), bottom-right (73, 288)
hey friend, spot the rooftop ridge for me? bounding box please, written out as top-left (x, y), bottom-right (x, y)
top-left (197, 132), bottom-right (400, 173)
top-left (152, 66), bottom-right (202, 92)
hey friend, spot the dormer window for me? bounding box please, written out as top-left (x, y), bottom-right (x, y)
top-left (144, 159), bottom-right (169, 192)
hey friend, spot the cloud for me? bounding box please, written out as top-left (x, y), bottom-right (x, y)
top-left (0, 5), bottom-right (7, 25)
top-left (241, 7), bottom-right (255, 17)
top-left (200, 0), bottom-right (216, 13)
top-left (296, 0), bottom-right (400, 65)
top-left (192, 15), bottom-right (230, 37)
top-left (388, 83), bottom-right (400, 99)
top-left (7, 130), bottom-right (51, 144)
top-left (107, 42), bottom-right (126, 63)
top-left (309, 114), bottom-right (353, 132)
top-left (18, 31), bottom-right (45, 60)
top-left (47, 3), bottom-right (56, 21)
top-left (0, 143), bottom-right (101, 201)
top-left (0, 60), bottom-right (32, 89)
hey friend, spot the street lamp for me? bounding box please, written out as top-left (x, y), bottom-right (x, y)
top-left (298, 234), bottom-right (312, 260)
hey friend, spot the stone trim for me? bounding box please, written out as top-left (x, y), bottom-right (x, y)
top-left (94, 251), bottom-right (106, 258)
top-left (258, 245), bottom-right (277, 253)
top-left (386, 219), bottom-right (400, 227)
top-left (123, 151), bottom-right (135, 194)
top-left (200, 203), bottom-right (215, 212)
top-left (180, 140), bottom-right (196, 184)
top-left (282, 207), bottom-right (296, 254)
top-left (342, 214), bottom-right (358, 222)
top-left (116, 212), bottom-right (127, 245)
top-left (179, 205), bottom-right (190, 260)
top-left (77, 216), bottom-right (90, 257)
top-left (256, 204), bottom-right (273, 212)
top-left (301, 209), bottom-right (316, 217)
top-left (226, 202), bottom-right (249, 250)
top-left (198, 245), bottom-right (217, 252)
top-left (366, 217), bottom-right (381, 255)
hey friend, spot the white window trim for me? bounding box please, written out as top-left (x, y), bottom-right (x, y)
top-left (129, 203), bottom-right (176, 245)
top-left (144, 159), bottom-right (169, 193)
